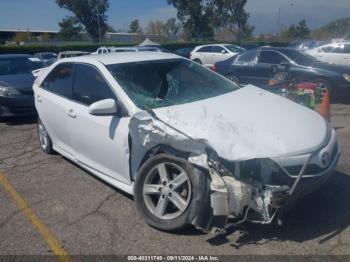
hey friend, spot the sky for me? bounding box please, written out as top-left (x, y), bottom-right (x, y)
top-left (0, 0), bottom-right (349, 34)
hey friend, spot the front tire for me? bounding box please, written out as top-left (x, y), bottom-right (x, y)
top-left (37, 118), bottom-right (54, 154)
top-left (134, 154), bottom-right (194, 231)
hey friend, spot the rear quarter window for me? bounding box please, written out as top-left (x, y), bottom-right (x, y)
top-left (41, 63), bottom-right (73, 98)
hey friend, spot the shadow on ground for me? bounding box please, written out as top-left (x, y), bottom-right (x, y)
top-left (0, 115), bottom-right (37, 126)
top-left (207, 170), bottom-right (350, 248)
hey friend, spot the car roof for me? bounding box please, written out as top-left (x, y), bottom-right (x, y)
top-left (197, 44), bottom-right (233, 47)
top-left (320, 41), bottom-right (350, 46)
top-left (36, 52), bottom-right (56, 55)
top-left (59, 51), bottom-right (89, 54)
top-left (0, 54), bottom-right (33, 59)
top-left (111, 47), bottom-right (137, 50)
top-left (58, 51), bottom-right (180, 65)
top-left (260, 46), bottom-right (298, 52)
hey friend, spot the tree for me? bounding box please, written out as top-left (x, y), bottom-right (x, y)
top-left (213, 0), bottom-right (252, 41)
top-left (167, 0), bottom-right (214, 40)
top-left (147, 20), bottom-right (165, 35)
top-left (55, 0), bottom-right (110, 42)
top-left (281, 19), bottom-right (310, 41)
top-left (129, 19), bottom-right (142, 33)
top-left (58, 16), bottom-right (82, 41)
top-left (164, 18), bottom-right (181, 39)
top-left (311, 18), bottom-right (350, 40)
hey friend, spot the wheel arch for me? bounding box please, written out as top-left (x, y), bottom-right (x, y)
top-left (130, 142), bottom-right (192, 182)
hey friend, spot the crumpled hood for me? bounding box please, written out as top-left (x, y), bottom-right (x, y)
top-left (152, 85), bottom-right (328, 161)
top-left (0, 73), bottom-right (35, 93)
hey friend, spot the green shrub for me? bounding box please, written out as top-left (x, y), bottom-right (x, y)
top-left (0, 41), bottom-right (290, 54)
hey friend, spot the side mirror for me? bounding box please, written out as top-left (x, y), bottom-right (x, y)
top-left (221, 50), bottom-right (227, 54)
top-left (280, 61), bottom-right (291, 69)
top-left (88, 99), bottom-right (117, 116)
top-left (270, 65), bottom-right (278, 75)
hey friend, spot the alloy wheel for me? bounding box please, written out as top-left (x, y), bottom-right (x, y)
top-left (38, 122), bottom-right (49, 150)
top-left (142, 162), bottom-right (192, 220)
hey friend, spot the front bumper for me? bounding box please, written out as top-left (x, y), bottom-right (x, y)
top-left (276, 150), bottom-right (339, 210)
top-left (206, 129), bottom-right (340, 231)
top-left (0, 95), bottom-right (35, 117)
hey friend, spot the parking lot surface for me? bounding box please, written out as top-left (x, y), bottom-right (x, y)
top-left (1, 104), bottom-right (350, 256)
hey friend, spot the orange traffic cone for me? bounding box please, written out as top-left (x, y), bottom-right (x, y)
top-left (319, 89), bottom-right (331, 122)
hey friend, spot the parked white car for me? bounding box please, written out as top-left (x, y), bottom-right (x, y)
top-left (190, 44), bottom-right (246, 67)
top-left (92, 46), bottom-right (164, 54)
top-left (58, 51), bottom-right (89, 59)
top-left (91, 47), bottom-right (110, 54)
top-left (306, 42), bottom-right (350, 66)
top-left (33, 52), bottom-right (339, 232)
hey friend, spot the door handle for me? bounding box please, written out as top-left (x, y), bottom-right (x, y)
top-left (67, 109), bottom-right (76, 118)
top-left (35, 95), bottom-right (42, 102)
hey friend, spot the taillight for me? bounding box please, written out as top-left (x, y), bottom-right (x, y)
top-left (211, 63), bottom-right (217, 72)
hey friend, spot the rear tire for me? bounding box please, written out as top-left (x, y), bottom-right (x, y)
top-left (37, 118), bottom-right (54, 154)
top-left (193, 59), bottom-right (202, 65)
top-left (134, 154), bottom-right (194, 231)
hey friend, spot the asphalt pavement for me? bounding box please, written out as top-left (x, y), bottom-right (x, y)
top-left (0, 104), bottom-right (350, 257)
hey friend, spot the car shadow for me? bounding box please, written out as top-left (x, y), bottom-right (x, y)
top-left (1, 115), bottom-right (37, 126)
top-left (331, 97), bottom-right (350, 105)
top-left (207, 170), bottom-right (350, 248)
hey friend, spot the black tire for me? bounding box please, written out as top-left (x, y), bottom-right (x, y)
top-left (226, 74), bottom-right (240, 85)
top-left (37, 118), bottom-right (54, 154)
top-left (134, 154), bottom-right (195, 231)
top-left (193, 58), bottom-right (202, 64)
top-left (311, 78), bottom-right (334, 100)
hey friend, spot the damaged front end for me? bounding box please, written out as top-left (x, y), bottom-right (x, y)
top-left (129, 110), bottom-right (340, 233)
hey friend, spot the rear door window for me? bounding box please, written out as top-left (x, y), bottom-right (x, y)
top-left (211, 46), bottom-right (225, 53)
top-left (41, 63), bottom-right (73, 98)
top-left (197, 46), bottom-right (212, 53)
top-left (236, 50), bottom-right (258, 63)
top-left (72, 64), bottom-right (116, 106)
top-left (258, 51), bottom-right (287, 64)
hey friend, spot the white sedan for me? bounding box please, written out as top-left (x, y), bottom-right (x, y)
top-left (33, 52), bottom-right (339, 232)
top-left (190, 44), bottom-right (246, 67)
top-left (306, 42), bottom-right (350, 66)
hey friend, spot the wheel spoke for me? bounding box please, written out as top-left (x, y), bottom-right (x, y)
top-left (143, 184), bottom-right (161, 195)
top-left (157, 163), bottom-right (168, 183)
top-left (168, 192), bottom-right (187, 212)
top-left (155, 196), bottom-right (168, 217)
top-left (170, 172), bottom-right (188, 189)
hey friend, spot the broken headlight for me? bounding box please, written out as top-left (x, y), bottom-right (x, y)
top-left (239, 159), bottom-right (294, 186)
